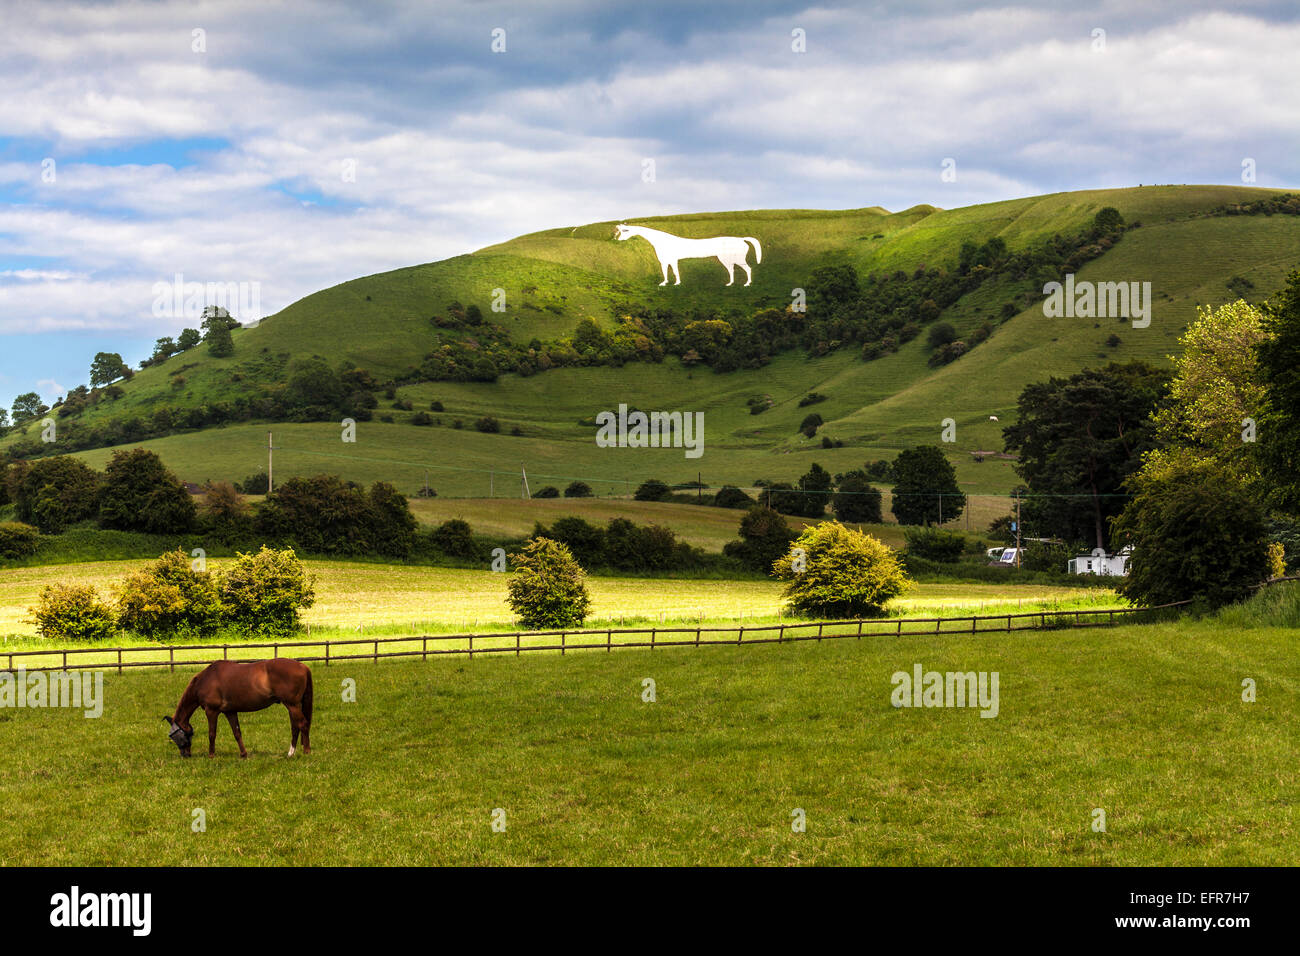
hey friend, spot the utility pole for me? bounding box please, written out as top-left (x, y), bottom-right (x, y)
top-left (267, 431), bottom-right (274, 494)
top-left (1015, 494), bottom-right (1022, 568)
top-left (520, 464), bottom-right (530, 499)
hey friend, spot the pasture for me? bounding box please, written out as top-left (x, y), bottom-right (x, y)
top-left (0, 557), bottom-right (1111, 643)
top-left (0, 607), bottom-right (1294, 866)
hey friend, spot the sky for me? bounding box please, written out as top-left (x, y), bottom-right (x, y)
top-left (1, 0), bottom-right (1298, 412)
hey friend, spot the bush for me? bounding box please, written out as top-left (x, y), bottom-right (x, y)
top-left (240, 471), bottom-right (270, 495)
top-left (723, 506), bottom-right (796, 573)
top-left (29, 583), bottom-right (117, 642)
top-left (563, 481), bottom-right (594, 498)
top-left (0, 521), bottom-right (40, 559)
top-left (199, 481), bottom-right (253, 543)
top-left (474, 416), bottom-right (501, 433)
top-left (540, 517), bottom-right (606, 567)
top-left (832, 470), bottom-right (882, 523)
top-left (926, 322), bottom-right (958, 349)
top-left (411, 411), bottom-right (434, 426)
top-left (219, 546), bottom-right (316, 637)
top-left (532, 485), bottom-right (560, 498)
top-left (713, 485), bottom-right (755, 509)
top-left (255, 474), bottom-right (417, 557)
top-left (798, 413), bottom-right (823, 438)
top-left (903, 527), bottom-right (965, 563)
top-left (12, 456), bottom-right (101, 533)
top-left (633, 478), bottom-right (672, 502)
top-left (115, 549), bottom-right (222, 638)
top-left (98, 448), bottom-right (196, 534)
top-left (506, 537), bottom-right (591, 629)
top-left (431, 519), bottom-right (478, 559)
top-left (1114, 460), bottom-right (1270, 609)
top-left (773, 522), bottom-right (910, 617)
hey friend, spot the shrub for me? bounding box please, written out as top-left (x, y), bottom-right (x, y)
top-left (116, 550), bottom-right (223, 638)
top-left (255, 474), bottom-right (416, 557)
top-left (199, 481), bottom-right (253, 544)
top-left (903, 527), bottom-right (965, 563)
top-left (926, 322), bottom-right (958, 349)
top-left (832, 471), bottom-right (883, 523)
top-left (0, 521), bottom-right (40, 559)
top-left (532, 485), bottom-right (560, 498)
top-left (798, 392), bottom-right (827, 407)
top-left (240, 471), bottom-right (270, 495)
top-left (412, 411), bottom-right (434, 426)
top-left (773, 522), bottom-right (910, 618)
top-left (506, 537), bottom-right (591, 629)
top-left (713, 485), bottom-right (755, 509)
top-left (98, 448), bottom-right (196, 534)
top-left (1114, 460), bottom-right (1271, 609)
top-left (12, 456), bottom-right (101, 533)
top-left (431, 519), bottom-right (478, 559)
top-left (474, 416), bottom-right (501, 433)
top-left (29, 584), bottom-right (117, 642)
top-left (564, 481), bottom-right (594, 498)
top-left (219, 546), bottom-right (316, 637)
top-left (723, 506), bottom-right (796, 573)
top-left (633, 478), bottom-right (672, 502)
top-left (368, 481), bottom-right (419, 557)
top-left (540, 517), bottom-right (605, 567)
top-left (799, 413), bottom-right (823, 438)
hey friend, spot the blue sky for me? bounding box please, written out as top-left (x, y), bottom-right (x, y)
top-left (1, 0), bottom-right (1298, 414)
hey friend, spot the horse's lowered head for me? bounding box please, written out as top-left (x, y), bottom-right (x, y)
top-left (161, 715), bottom-right (193, 757)
top-left (614, 222), bottom-right (635, 241)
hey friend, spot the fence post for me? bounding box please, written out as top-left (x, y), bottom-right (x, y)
top-left (606, 629), bottom-right (612, 653)
top-left (63, 650), bottom-right (67, 672)
top-left (695, 626), bottom-right (701, 647)
top-left (971, 615), bottom-right (976, 634)
top-left (1007, 615), bottom-right (1011, 632)
top-left (223, 644), bottom-right (228, 661)
top-left (273, 643), bottom-right (278, 659)
top-left (857, 620), bottom-right (863, 639)
top-left (738, 626), bottom-right (744, 645)
top-left (373, 640), bottom-right (378, 664)
top-left (169, 647), bottom-right (174, 673)
top-left (649, 629), bottom-right (654, 651)
top-left (117, 649), bottom-right (123, 674)
top-left (561, 632), bottom-right (566, 656)
top-left (897, 620), bottom-right (902, 637)
top-left (469, 635), bottom-right (474, 660)
top-left (326, 641), bottom-right (331, 666)
top-left (817, 623), bottom-right (823, 642)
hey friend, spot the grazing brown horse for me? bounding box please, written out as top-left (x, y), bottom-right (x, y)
top-left (162, 659), bottom-right (313, 758)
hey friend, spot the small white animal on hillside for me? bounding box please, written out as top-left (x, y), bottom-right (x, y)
top-left (989, 415), bottom-right (999, 421)
top-left (614, 223), bottom-right (762, 287)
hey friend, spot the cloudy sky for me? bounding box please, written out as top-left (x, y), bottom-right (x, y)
top-left (2, 0), bottom-right (1297, 411)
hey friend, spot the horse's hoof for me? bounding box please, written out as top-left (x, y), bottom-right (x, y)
top-left (239, 753), bottom-right (248, 759)
top-left (207, 753), bottom-right (215, 759)
top-left (287, 747), bottom-right (296, 757)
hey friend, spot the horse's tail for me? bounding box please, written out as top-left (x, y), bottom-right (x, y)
top-left (744, 237), bottom-right (762, 264)
top-left (301, 668), bottom-right (313, 726)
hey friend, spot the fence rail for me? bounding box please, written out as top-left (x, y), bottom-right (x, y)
top-left (0, 601), bottom-right (1192, 675)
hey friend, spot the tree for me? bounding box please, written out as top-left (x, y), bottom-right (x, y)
top-left (506, 537), bottom-right (591, 628)
top-left (795, 462), bottom-right (834, 518)
top-left (1112, 459), bottom-right (1270, 609)
top-left (1148, 300), bottom-right (1268, 484)
top-left (150, 337), bottom-right (178, 363)
top-left (1257, 269), bottom-right (1300, 512)
top-left (205, 320), bottom-right (234, 357)
top-left (11, 392), bottom-right (43, 423)
top-left (832, 470), bottom-right (883, 523)
top-left (89, 352), bottom-right (129, 388)
top-left (563, 481), bottom-right (594, 498)
top-left (0, 408), bottom-right (9, 430)
top-left (12, 456), bottom-right (101, 533)
top-left (634, 478), bottom-right (672, 502)
top-left (199, 481), bottom-right (253, 544)
top-left (723, 506), bottom-right (796, 572)
top-left (772, 522), bottom-right (910, 617)
top-left (1002, 362), bottom-right (1166, 548)
top-left (890, 446), bottom-right (965, 527)
top-left (926, 322), bottom-right (957, 350)
top-left (177, 328), bottom-right (202, 350)
top-left (98, 448), bottom-right (196, 534)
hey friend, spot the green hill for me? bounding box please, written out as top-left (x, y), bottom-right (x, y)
top-left (5, 184), bottom-right (1298, 507)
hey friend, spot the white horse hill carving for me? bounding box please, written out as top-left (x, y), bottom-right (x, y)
top-left (614, 223), bottom-right (762, 287)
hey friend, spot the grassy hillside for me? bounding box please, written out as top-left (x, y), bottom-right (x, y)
top-left (1, 602), bottom-right (1294, 865)
top-left (6, 185), bottom-right (1297, 502)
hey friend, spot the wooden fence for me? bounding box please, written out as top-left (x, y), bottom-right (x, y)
top-left (0, 601), bottom-right (1191, 675)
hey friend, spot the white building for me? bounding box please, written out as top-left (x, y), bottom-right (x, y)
top-left (1067, 546), bottom-right (1131, 576)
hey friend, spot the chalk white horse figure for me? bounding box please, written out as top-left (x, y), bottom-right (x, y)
top-left (615, 223), bottom-right (762, 287)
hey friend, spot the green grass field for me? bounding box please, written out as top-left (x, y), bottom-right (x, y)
top-left (6, 185), bottom-right (1297, 501)
top-left (1, 604), bottom-right (1294, 865)
top-left (0, 557), bottom-right (1109, 642)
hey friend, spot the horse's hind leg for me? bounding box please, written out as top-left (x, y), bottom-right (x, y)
top-left (659, 261), bottom-right (670, 286)
top-left (740, 260), bottom-right (753, 286)
top-left (721, 258), bottom-right (735, 286)
top-left (225, 712), bottom-right (248, 759)
top-left (286, 704), bottom-right (306, 757)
